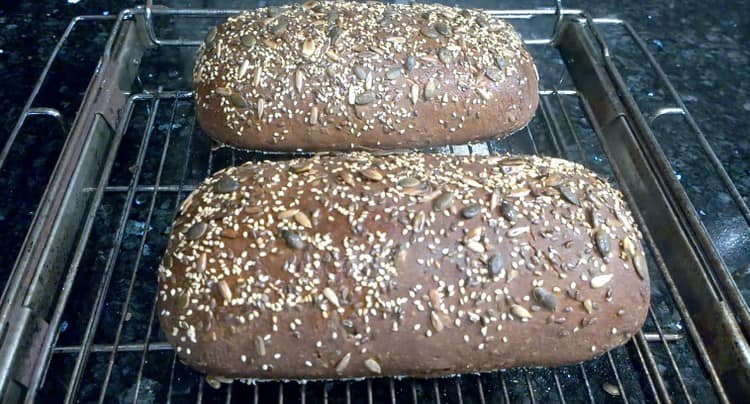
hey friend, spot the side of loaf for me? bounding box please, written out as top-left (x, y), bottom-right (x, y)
top-left (193, 1), bottom-right (538, 151)
top-left (157, 153), bottom-right (649, 380)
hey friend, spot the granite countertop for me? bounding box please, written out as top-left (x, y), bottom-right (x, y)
top-left (0, 0), bottom-right (747, 401)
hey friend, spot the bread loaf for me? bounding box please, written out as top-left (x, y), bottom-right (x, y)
top-left (193, 2), bottom-right (538, 152)
top-left (157, 153), bottom-right (649, 381)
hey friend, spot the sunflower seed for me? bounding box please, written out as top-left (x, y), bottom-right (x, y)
top-left (595, 229), bottom-right (612, 259)
top-left (434, 21), bottom-right (451, 36)
top-left (326, 50), bottom-right (341, 62)
top-left (255, 335), bottom-right (266, 356)
top-left (559, 186), bottom-right (580, 206)
top-left (365, 71), bottom-right (373, 90)
top-left (294, 211), bottom-right (313, 228)
top-left (602, 383), bottom-right (621, 396)
top-left (281, 229), bottom-right (304, 249)
top-left (271, 17), bottom-right (288, 35)
top-left (634, 254), bottom-right (648, 280)
top-left (412, 211), bottom-right (426, 232)
top-left (410, 84), bottom-right (420, 105)
top-left (340, 172), bottom-right (355, 186)
top-left (257, 98), bottom-right (265, 119)
top-left (306, 106), bottom-right (318, 126)
top-left (394, 248), bottom-right (408, 269)
top-left (420, 25), bottom-right (440, 39)
top-left (533, 287), bottom-right (558, 311)
top-left (302, 0), bottom-right (318, 10)
top-left (253, 66), bottom-right (262, 86)
top-left (510, 304), bottom-right (532, 319)
top-left (438, 47), bottom-right (453, 64)
top-left (431, 311), bottom-right (444, 332)
top-left (205, 376), bottom-right (221, 389)
top-left (238, 60), bottom-right (251, 78)
top-left (197, 252), bottom-right (207, 273)
top-left (364, 358), bottom-right (382, 374)
top-left (214, 175), bottom-right (239, 193)
top-left (302, 39), bottom-right (316, 58)
top-left (348, 86), bottom-right (356, 105)
top-left (464, 240), bottom-right (485, 254)
top-left (386, 67), bottom-right (402, 80)
top-left (622, 237), bottom-right (636, 258)
top-left (477, 88), bottom-right (492, 101)
top-left (290, 162), bottom-right (313, 173)
top-left (429, 289), bottom-right (442, 309)
top-left (279, 208), bottom-right (300, 220)
top-left (204, 27), bottom-right (217, 49)
top-left (353, 65), bottom-right (367, 80)
top-left (263, 38), bottom-right (278, 49)
top-left (591, 274), bottom-right (613, 288)
top-left (465, 226), bottom-right (482, 241)
top-left (323, 287), bottom-right (340, 307)
top-left (405, 55), bottom-right (416, 73)
top-left (229, 93), bottom-right (248, 108)
top-left (185, 222), bottom-right (207, 240)
top-left (218, 280), bottom-right (232, 302)
top-left (485, 67), bottom-right (502, 82)
top-left (295, 70), bottom-right (305, 93)
top-left (461, 204), bottom-right (481, 219)
top-left (178, 291), bottom-right (191, 309)
top-left (335, 353), bottom-right (351, 373)
top-left (433, 191), bottom-right (454, 210)
top-left (583, 299), bottom-right (594, 314)
top-left (490, 192), bottom-right (500, 211)
top-left (240, 34), bottom-right (256, 48)
top-left (424, 79), bottom-right (437, 100)
top-left (488, 254), bottom-right (504, 276)
top-left (355, 92), bottom-right (376, 105)
top-left (215, 87), bottom-right (231, 96)
top-left (500, 201), bottom-right (518, 221)
top-left (507, 226), bottom-right (530, 238)
top-left (399, 177), bottom-right (421, 188)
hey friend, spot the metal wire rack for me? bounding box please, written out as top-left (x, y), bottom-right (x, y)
top-left (0, 2), bottom-right (748, 403)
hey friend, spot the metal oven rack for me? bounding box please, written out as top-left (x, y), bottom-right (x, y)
top-left (0, 2), bottom-right (749, 403)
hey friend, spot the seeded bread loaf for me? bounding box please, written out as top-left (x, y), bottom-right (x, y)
top-left (157, 153), bottom-right (649, 381)
top-left (193, 2), bottom-right (538, 152)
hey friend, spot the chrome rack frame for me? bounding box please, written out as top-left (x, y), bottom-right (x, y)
top-left (0, 2), bottom-right (748, 403)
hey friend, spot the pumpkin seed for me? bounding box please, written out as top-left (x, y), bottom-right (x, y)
top-left (335, 353), bottom-right (351, 373)
top-left (271, 17), bottom-right (288, 35)
top-left (476, 16), bottom-right (489, 28)
top-left (399, 177), bottom-right (421, 188)
top-left (405, 55), bottom-right (416, 73)
top-left (355, 92), bottom-right (376, 105)
top-left (495, 55), bottom-right (506, 69)
top-left (485, 67), bottom-right (502, 82)
top-left (386, 67), bottom-right (402, 80)
top-left (218, 280), bottom-right (232, 302)
top-left (214, 175), bottom-right (239, 193)
top-left (602, 383), bottom-right (621, 396)
top-left (488, 254), bottom-right (504, 276)
top-left (323, 287), bottom-right (340, 307)
top-left (302, 39), bottom-right (316, 58)
top-left (281, 229), bottom-right (304, 249)
top-left (420, 25), bottom-right (440, 39)
top-left (267, 6), bottom-right (282, 17)
top-left (438, 47), bottom-right (453, 64)
top-left (510, 304), bottom-right (532, 319)
top-left (461, 204), bottom-right (481, 219)
top-left (185, 222), bottom-right (207, 240)
top-left (240, 34), bottom-right (256, 48)
top-left (634, 254), bottom-right (648, 280)
top-left (351, 65), bottom-right (366, 80)
top-left (559, 185), bottom-right (580, 206)
top-left (255, 335), bottom-right (266, 356)
top-left (433, 191), bottom-right (454, 210)
top-left (360, 167), bottom-right (383, 181)
top-left (434, 21), bottom-right (451, 36)
top-left (431, 311), bottom-right (444, 332)
top-left (590, 274), bottom-right (613, 288)
top-left (424, 79), bottom-right (437, 100)
top-left (215, 87), bottom-right (231, 96)
top-left (595, 229), bottom-right (612, 259)
top-left (294, 211), bottom-right (313, 228)
top-left (364, 358), bottom-right (382, 374)
top-left (229, 93), bottom-right (248, 108)
top-left (533, 287), bottom-right (558, 312)
top-left (327, 25), bottom-right (341, 42)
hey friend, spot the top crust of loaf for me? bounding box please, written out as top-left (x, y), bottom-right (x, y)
top-left (158, 153), bottom-right (649, 380)
top-left (193, 2), bottom-right (538, 151)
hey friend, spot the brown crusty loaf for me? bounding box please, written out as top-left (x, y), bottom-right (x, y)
top-left (157, 153), bottom-right (649, 381)
top-left (193, 2), bottom-right (538, 152)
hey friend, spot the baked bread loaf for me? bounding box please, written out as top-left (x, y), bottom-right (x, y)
top-left (157, 153), bottom-right (649, 381)
top-left (193, 2), bottom-right (538, 151)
